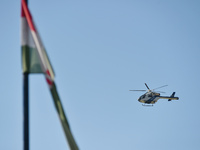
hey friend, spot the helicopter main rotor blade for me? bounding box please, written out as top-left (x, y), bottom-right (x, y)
top-left (153, 85), bottom-right (168, 90)
top-left (145, 83), bottom-right (150, 90)
top-left (129, 90), bottom-right (146, 92)
top-left (154, 91), bottom-right (166, 93)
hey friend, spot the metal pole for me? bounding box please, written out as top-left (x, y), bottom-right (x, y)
top-left (23, 72), bottom-right (29, 150)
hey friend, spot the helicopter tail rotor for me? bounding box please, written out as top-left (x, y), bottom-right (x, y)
top-left (168, 92), bottom-right (177, 101)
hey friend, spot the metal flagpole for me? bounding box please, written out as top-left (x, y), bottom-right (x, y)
top-left (23, 72), bottom-right (29, 150)
top-left (23, 1), bottom-right (29, 150)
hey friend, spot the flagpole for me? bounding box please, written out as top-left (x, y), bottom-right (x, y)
top-left (23, 72), bottom-right (29, 150)
top-left (23, 0), bottom-right (29, 150)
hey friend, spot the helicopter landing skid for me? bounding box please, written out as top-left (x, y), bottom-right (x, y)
top-left (142, 104), bottom-right (153, 107)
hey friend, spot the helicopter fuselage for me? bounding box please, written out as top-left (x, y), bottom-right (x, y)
top-left (138, 92), bottom-right (160, 104)
top-left (138, 91), bottom-right (179, 104)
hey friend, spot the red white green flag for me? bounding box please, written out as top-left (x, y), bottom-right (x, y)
top-left (21, 0), bottom-right (79, 149)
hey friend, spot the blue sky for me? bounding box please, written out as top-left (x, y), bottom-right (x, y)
top-left (1, 0), bottom-right (200, 150)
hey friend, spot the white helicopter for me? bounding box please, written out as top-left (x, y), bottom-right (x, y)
top-left (130, 83), bottom-right (179, 106)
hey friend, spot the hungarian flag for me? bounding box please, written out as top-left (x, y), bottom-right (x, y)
top-left (21, 0), bottom-right (79, 149)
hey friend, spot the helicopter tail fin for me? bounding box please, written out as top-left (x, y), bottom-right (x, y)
top-left (168, 92), bottom-right (176, 101)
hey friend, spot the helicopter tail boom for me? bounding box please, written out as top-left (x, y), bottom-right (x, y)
top-left (158, 92), bottom-right (179, 101)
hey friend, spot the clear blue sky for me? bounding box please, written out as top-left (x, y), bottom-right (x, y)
top-left (1, 0), bottom-right (200, 150)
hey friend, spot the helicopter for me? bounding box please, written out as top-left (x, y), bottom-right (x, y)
top-left (130, 83), bottom-right (179, 106)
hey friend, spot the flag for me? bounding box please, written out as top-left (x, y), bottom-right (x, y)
top-left (21, 0), bottom-right (79, 149)
top-left (21, 1), bottom-right (54, 76)
top-left (21, 8), bottom-right (43, 73)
